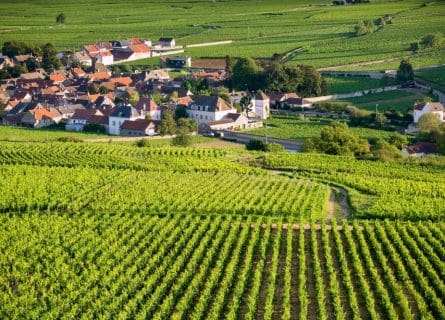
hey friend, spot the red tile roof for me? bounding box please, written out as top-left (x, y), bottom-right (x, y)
top-left (121, 119), bottom-right (154, 131)
top-left (110, 77), bottom-right (133, 86)
top-left (129, 44), bottom-right (150, 53)
top-left (29, 108), bottom-right (55, 121)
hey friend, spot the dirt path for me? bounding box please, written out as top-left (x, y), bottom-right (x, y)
top-left (327, 186), bottom-right (350, 223)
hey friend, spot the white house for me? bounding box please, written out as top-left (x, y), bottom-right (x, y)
top-left (251, 92), bottom-right (270, 119)
top-left (108, 105), bottom-right (143, 135)
top-left (66, 109), bottom-right (103, 132)
top-left (187, 96), bottom-right (237, 123)
top-left (95, 51), bottom-right (114, 66)
top-left (159, 37), bottom-right (176, 48)
top-left (136, 98), bottom-right (162, 121)
top-left (413, 102), bottom-right (445, 124)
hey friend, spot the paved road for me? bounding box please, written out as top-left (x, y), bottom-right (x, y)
top-left (220, 130), bottom-right (303, 152)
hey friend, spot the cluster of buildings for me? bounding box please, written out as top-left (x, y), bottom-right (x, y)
top-left (74, 37), bottom-right (178, 67)
top-left (0, 60), bottom-right (279, 135)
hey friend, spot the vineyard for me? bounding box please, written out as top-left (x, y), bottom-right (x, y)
top-left (1, 213), bottom-right (444, 319)
top-left (0, 0), bottom-right (444, 68)
top-left (264, 153), bottom-right (445, 221)
top-left (248, 115), bottom-right (393, 141)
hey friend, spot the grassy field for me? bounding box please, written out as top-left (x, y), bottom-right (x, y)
top-left (415, 66), bottom-right (445, 88)
top-left (0, 0), bottom-right (444, 69)
top-left (324, 76), bottom-right (395, 94)
top-left (248, 115), bottom-right (393, 141)
top-left (0, 126), bottom-right (109, 141)
top-left (339, 89), bottom-right (429, 112)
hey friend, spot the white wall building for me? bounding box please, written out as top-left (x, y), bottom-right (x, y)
top-left (187, 96), bottom-right (237, 123)
top-left (109, 105), bottom-right (143, 135)
top-left (413, 102), bottom-right (445, 124)
top-left (252, 92), bottom-right (270, 120)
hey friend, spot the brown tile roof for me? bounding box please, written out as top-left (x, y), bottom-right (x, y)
top-left (413, 102), bottom-right (444, 111)
top-left (87, 72), bottom-right (110, 81)
top-left (73, 68), bottom-right (86, 77)
top-left (129, 44), bottom-right (150, 53)
top-left (404, 142), bottom-right (437, 154)
top-left (110, 77), bottom-right (133, 86)
top-left (136, 98), bottom-right (160, 112)
top-left (50, 74), bottom-right (65, 82)
top-left (71, 109), bottom-right (103, 120)
top-left (88, 115), bottom-right (109, 125)
top-left (84, 45), bottom-right (99, 54)
top-left (29, 108), bottom-right (56, 121)
top-left (121, 119), bottom-right (154, 131)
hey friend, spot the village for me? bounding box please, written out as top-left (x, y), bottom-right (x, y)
top-left (0, 36), bottom-right (443, 144)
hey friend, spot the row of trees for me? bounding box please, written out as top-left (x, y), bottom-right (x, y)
top-left (229, 57), bottom-right (328, 97)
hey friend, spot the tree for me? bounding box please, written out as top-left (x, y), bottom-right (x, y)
top-left (396, 59), bottom-right (414, 83)
top-left (372, 139), bottom-right (402, 162)
top-left (129, 91), bottom-right (139, 106)
top-left (41, 43), bottom-right (61, 71)
top-left (388, 132), bottom-right (408, 149)
top-left (88, 83), bottom-right (100, 94)
top-left (240, 96), bottom-right (252, 116)
top-left (246, 139), bottom-right (267, 151)
top-left (420, 32), bottom-right (445, 51)
top-left (298, 65), bottom-right (326, 97)
top-left (25, 58), bottom-right (40, 72)
top-left (231, 57), bottom-right (260, 90)
top-left (175, 107), bottom-right (188, 120)
top-left (159, 109), bottom-right (177, 135)
top-left (437, 132), bottom-right (445, 155)
top-left (417, 113), bottom-right (442, 133)
top-left (304, 121), bottom-right (369, 156)
top-left (172, 131), bottom-right (193, 147)
top-left (56, 13), bottom-right (66, 24)
top-left (177, 118), bottom-right (196, 133)
top-left (98, 85), bottom-right (108, 94)
top-left (374, 112), bottom-right (387, 127)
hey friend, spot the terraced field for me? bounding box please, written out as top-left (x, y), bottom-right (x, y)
top-left (0, 0), bottom-right (444, 68)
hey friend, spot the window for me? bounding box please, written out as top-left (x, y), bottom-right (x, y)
top-left (112, 121), bottom-right (116, 126)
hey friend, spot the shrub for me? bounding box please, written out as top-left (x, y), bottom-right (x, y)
top-left (135, 139), bottom-right (150, 148)
top-left (266, 143), bottom-right (285, 153)
top-left (56, 137), bottom-right (83, 143)
top-left (246, 139), bottom-right (267, 151)
top-left (172, 132), bottom-right (192, 147)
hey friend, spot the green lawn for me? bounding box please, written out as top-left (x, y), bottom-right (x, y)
top-left (248, 115), bottom-right (392, 141)
top-left (0, 0), bottom-right (444, 69)
top-left (0, 126), bottom-right (109, 142)
top-left (339, 89), bottom-right (428, 112)
top-left (415, 66), bottom-right (445, 88)
top-left (324, 76), bottom-right (395, 94)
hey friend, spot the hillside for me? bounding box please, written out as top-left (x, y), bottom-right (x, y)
top-left (0, 0), bottom-right (444, 68)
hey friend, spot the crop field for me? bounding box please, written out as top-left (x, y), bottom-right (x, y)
top-left (339, 89), bottom-right (428, 112)
top-left (0, 142), bottom-right (329, 220)
top-left (248, 115), bottom-right (393, 141)
top-left (1, 213), bottom-right (444, 319)
top-left (0, 0), bottom-right (444, 68)
top-left (264, 153), bottom-right (445, 221)
top-left (0, 140), bottom-right (444, 318)
top-left (323, 76), bottom-right (395, 95)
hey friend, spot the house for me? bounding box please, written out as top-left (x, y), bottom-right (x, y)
top-left (187, 96), bottom-right (237, 123)
top-left (268, 92), bottom-right (299, 107)
top-left (144, 69), bottom-right (170, 81)
top-left (136, 98), bottom-right (162, 120)
top-left (413, 102), bottom-right (445, 124)
top-left (57, 103), bottom-right (85, 120)
top-left (66, 109), bottom-right (104, 132)
top-left (162, 56), bottom-right (191, 68)
top-left (251, 92), bottom-right (270, 119)
top-left (74, 51), bottom-right (93, 67)
top-left (159, 37), bottom-right (176, 48)
top-left (402, 142), bottom-right (437, 157)
top-left (200, 113), bottom-right (249, 132)
top-left (21, 108), bottom-right (57, 128)
top-left (108, 105), bottom-right (143, 135)
top-left (96, 51), bottom-right (114, 66)
top-left (120, 119), bottom-right (158, 136)
top-left (282, 97), bottom-right (313, 109)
